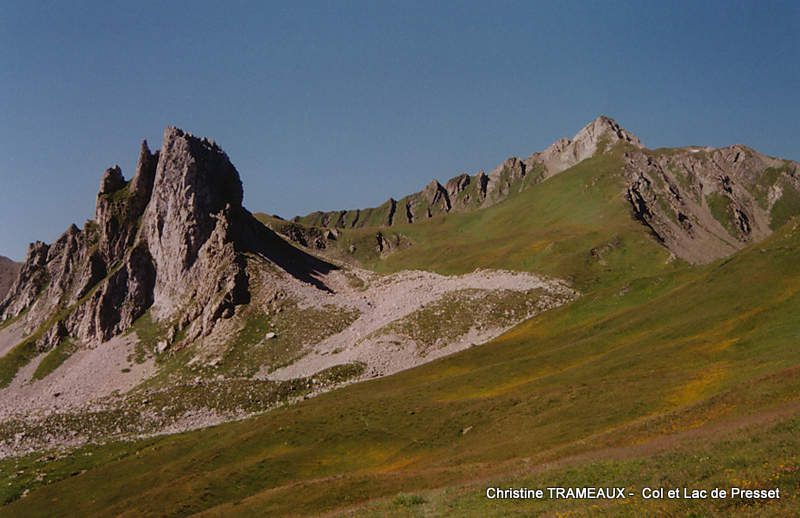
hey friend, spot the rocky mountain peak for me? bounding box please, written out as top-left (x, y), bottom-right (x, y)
top-left (0, 126), bottom-right (307, 349)
top-left (581, 115), bottom-right (642, 148)
top-left (533, 115), bottom-right (643, 177)
top-left (129, 140), bottom-right (158, 210)
top-left (156, 126), bottom-right (243, 210)
top-left (141, 126), bottom-right (248, 320)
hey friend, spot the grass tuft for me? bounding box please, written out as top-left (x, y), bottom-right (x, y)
top-left (32, 337), bottom-right (77, 381)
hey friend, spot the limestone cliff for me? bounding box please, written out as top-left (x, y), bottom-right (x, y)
top-left (0, 127), bottom-right (332, 350)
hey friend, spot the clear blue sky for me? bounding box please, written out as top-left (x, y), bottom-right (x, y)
top-left (1, 1), bottom-right (798, 260)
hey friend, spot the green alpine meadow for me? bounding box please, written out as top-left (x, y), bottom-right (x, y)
top-left (1, 112), bottom-right (798, 516)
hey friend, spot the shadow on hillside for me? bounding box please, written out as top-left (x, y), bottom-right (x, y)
top-left (237, 210), bottom-right (337, 292)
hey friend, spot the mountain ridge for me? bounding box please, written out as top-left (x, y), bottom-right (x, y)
top-left (294, 115), bottom-right (642, 228)
top-left (284, 116), bottom-right (799, 265)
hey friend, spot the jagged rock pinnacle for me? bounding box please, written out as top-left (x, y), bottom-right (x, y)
top-left (1, 126), bottom-right (254, 347)
top-left (98, 166), bottom-right (125, 196)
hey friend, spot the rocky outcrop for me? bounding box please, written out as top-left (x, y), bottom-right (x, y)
top-left (94, 143), bottom-right (158, 265)
top-left (269, 221), bottom-right (335, 250)
top-left (0, 225), bottom-right (95, 321)
top-left (0, 127), bottom-right (335, 350)
top-left (621, 145), bottom-right (800, 263)
top-left (483, 157), bottom-right (528, 206)
top-left (0, 135), bottom-right (166, 344)
top-left (402, 180), bottom-right (451, 223)
top-left (62, 242), bottom-right (157, 343)
top-left (138, 127), bottom-right (249, 335)
top-left (375, 231), bottom-right (407, 255)
top-left (528, 115), bottom-right (642, 178)
top-left (295, 115), bottom-right (644, 227)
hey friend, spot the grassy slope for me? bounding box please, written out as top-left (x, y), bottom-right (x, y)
top-left (261, 146), bottom-right (675, 293)
top-left (326, 146), bottom-right (674, 291)
top-left (3, 150), bottom-right (800, 516)
top-left (2, 224), bottom-right (799, 516)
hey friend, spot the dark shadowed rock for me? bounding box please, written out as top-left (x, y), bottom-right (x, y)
top-left (98, 166), bottom-right (126, 196)
top-left (0, 256), bottom-right (21, 301)
top-left (129, 140), bottom-right (159, 213)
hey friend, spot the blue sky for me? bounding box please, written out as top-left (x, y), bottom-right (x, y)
top-left (1, 1), bottom-right (798, 260)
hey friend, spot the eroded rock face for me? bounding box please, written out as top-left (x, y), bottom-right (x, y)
top-left (484, 157), bottom-right (528, 206)
top-left (94, 144), bottom-right (157, 264)
top-left (66, 242), bottom-right (156, 342)
top-left (140, 128), bottom-right (246, 323)
top-left (528, 115), bottom-right (643, 178)
top-left (621, 145), bottom-right (800, 263)
top-left (0, 225), bottom-right (97, 324)
top-left (268, 221), bottom-right (331, 250)
top-left (0, 127), bottom-right (260, 348)
top-left (0, 243), bottom-right (49, 318)
top-left (99, 166), bottom-right (126, 195)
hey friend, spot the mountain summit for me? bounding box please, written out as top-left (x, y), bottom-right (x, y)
top-left (533, 115), bottom-right (643, 176)
top-left (0, 127), bottom-right (331, 351)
